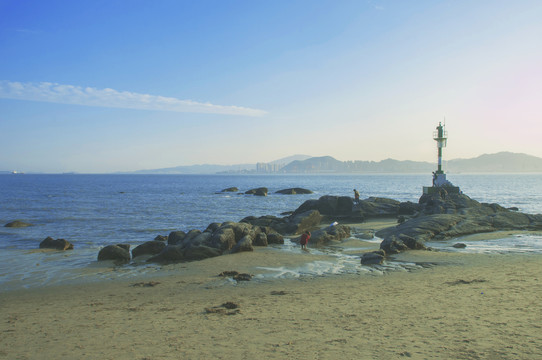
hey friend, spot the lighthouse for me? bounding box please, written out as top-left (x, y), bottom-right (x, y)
top-left (423, 122), bottom-right (460, 195)
top-left (434, 122), bottom-right (446, 176)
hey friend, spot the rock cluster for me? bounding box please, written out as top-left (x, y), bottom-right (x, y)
top-left (146, 221), bottom-right (285, 264)
top-left (241, 210), bottom-right (323, 235)
top-left (375, 192), bottom-right (542, 255)
top-left (98, 244), bottom-right (131, 264)
top-left (5, 220), bottom-right (34, 228)
top-left (275, 188), bottom-right (313, 195)
top-left (39, 236), bottom-right (74, 250)
top-left (47, 188), bottom-right (542, 267)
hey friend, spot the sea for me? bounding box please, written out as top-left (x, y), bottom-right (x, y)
top-left (1, 173), bottom-right (541, 290)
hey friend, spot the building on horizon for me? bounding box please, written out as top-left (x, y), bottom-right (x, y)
top-left (256, 162), bottom-right (284, 173)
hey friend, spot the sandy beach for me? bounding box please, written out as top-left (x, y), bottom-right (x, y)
top-left (1, 232), bottom-right (541, 360)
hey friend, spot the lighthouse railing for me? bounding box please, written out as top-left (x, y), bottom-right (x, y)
top-left (433, 130), bottom-right (448, 140)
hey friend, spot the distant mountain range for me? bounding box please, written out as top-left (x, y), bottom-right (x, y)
top-left (127, 152), bottom-right (542, 174)
top-left (129, 154), bottom-right (312, 174)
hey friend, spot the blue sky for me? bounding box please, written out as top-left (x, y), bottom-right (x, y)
top-left (1, 0), bottom-right (541, 173)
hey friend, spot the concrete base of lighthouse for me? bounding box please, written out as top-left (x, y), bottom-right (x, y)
top-left (422, 185), bottom-right (461, 195)
top-left (423, 173), bottom-right (460, 195)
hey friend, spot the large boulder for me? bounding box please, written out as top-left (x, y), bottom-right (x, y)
top-left (380, 236), bottom-right (409, 255)
top-left (154, 235), bottom-right (168, 242)
top-left (355, 197), bottom-right (401, 217)
top-left (360, 250), bottom-right (386, 265)
top-left (253, 232), bottom-right (268, 246)
top-left (132, 240), bottom-right (166, 258)
top-left (5, 220), bottom-right (33, 228)
top-left (39, 236), bottom-right (74, 250)
top-left (308, 224), bottom-right (351, 247)
top-left (288, 210), bottom-right (323, 235)
top-left (267, 232), bottom-right (284, 244)
top-left (245, 187), bottom-right (268, 196)
top-left (221, 187), bottom-right (239, 192)
top-left (275, 188), bottom-right (313, 195)
top-left (209, 227), bottom-right (237, 251)
top-left (147, 245), bottom-right (184, 263)
top-left (98, 244), bottom-right (131, 264)
top-left (241, 210), bottom-right (323, 235)
top-left (231, 235), bottom-right (254, 253)
top-left (183, 245), bottom-right (222, 261)
top-left (293, 195), bottom-right (411, 222)
top-left (168, 230), bottom-right (186, 245)
top-left (295, 195), bottom-right (354, 217)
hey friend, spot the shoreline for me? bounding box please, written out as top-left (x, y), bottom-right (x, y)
top-left (1, 250), bottom-right (540, 359)
top-left (1, 218), bottom-right (541, 292)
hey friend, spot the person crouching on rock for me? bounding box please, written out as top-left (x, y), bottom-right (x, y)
top-left (300, 231), bottom-right (311, 250)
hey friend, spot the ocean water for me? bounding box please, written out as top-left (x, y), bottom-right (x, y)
top-left (1, 173), bottom-right (541, 289)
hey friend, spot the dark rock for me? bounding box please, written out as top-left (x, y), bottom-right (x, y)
top-left (5, 220), bottom-right (33, 228)
top-left (253, 232), bottom-right (268, 246)
top-left (241, 209), bottom-right (323, 236)
top-left (210, 227), bottom-right (237, 251)
top-left (147, 245), bottom-right (184, 263)
top-left (116, 244), bottom-right (131, 251)
top-left (267, 232), bottom-right (284, 244)
top-left (185, 229), bottom-right (202, 242)
top-left (508, 207), bottom-right (519, 211)
top-left (275, 188), bottom-right (313, 195)
top-left (177, 232), bottom-right (212, 249)
top-left (39, 236), bottom-right (74, 250)
top-left (132, 240), bottom-right (166, 258)
top-left (309, 224), bottom-right (351, 247)
top-left (398, 234), bottom-right (427, 250)
top-left (98, 244), bottom-right (130, 264)
top-left (289, 210), bottom-right (323, 235)
top-left (218, 270), bottom-right (240, 277)
top-left (380, 236), bottom-right (409, 254)
top-left (356, 197), bottom-right (401, 217)
top-left (233, 273), bottom-right (253, 281)
top-left (294, 195), bottom-right (402, 221)
top-left (229, 222), bottom-right (258, 240)
top-left (205, 222), bottom-right (222, 233)
top-left (183, 245), bottom-right (221, 261)
top-left (295, 195), bottom-right (353, 216)
top-left (398, 201), bottom-right (420, 215)
top-left (360, 250), bottom-right (386, 265)
top-left (231, 235), bottom-right (253, 253)
top-left (154, 235), bottom-right (168, 242)
top-left (452, 243), bottom-right (467, 248)
top-left (221, 187), bottom-right (238, 192)
top-left (168, 230), bottom-right (186, 245)
top-left (245, 187), bottom-right (268, 196)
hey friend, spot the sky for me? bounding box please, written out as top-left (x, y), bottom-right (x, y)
top-left (1, 0), bottom-right (541, 173)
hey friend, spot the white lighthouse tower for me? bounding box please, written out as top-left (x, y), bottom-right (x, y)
top-left (423, 122), bottom-right (460, 195)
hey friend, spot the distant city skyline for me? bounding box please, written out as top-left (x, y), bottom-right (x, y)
top-left (1, 1), bottom-right (541, 173)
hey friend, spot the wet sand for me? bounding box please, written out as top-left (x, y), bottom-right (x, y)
top-left (1, 245), bottom-right (541, 359)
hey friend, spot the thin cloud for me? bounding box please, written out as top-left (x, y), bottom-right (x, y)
top-left (0, 80), bottom-right (267, 116)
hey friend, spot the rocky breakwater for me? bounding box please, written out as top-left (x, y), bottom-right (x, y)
top-left (291, 195), bottom-right (418, 223)
top-left (143, 222), bottom-right (285, 264)
top-left (375, 191), bottom-right (542, 256)
top-left (241, 195), bottom-right (413, 247)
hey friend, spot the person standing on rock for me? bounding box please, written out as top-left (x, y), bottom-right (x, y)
top-left (353, 189), bottom-right (360, 204)
top-left (300, 231), bottom-right (311, 250)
